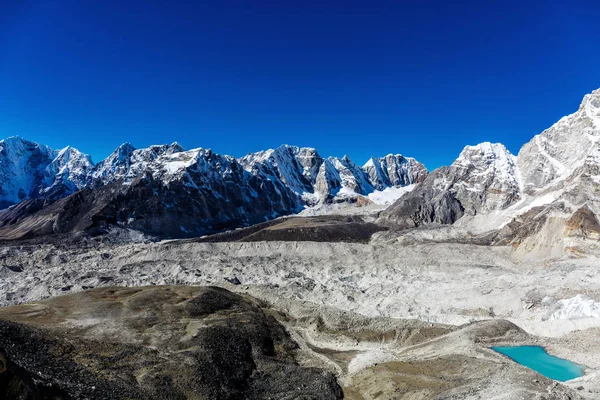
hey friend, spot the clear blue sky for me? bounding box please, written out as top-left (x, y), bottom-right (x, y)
top-left (1, 0), bottom-right (599, 169)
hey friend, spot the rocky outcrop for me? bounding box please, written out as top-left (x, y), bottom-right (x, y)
top-left (238, 145), bottom-right (320, 198)
top-left (451, 142), bottom-right (521, 214)
top-left (517, 89), bottom-right (600, 194)
top-left (381, 89), bottom-right (600, 254)
top-left (240, 144), bottom-right (426, 203)
top-left (379, 168), bottom-right (465, 228)
top-left (565, 206), bottom-right (600, 239)
top-left (314, 158), bottom-right (344, 200)
top-left (380, 142), bottom-right (519, 227)
top-left (0, 286), bottom-right (343, 399)
top-left (363, 154), bottom-right (428, 190)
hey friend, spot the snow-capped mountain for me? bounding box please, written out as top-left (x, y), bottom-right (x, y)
top-left (89, 142), bottom-right (185, 185)
top-left (0, 137), bottom-right (95, 208)
top-left (517, 89), bottom-right (600, 193)
top-left (239, 145), bottom-right (427, 204)
top-left (451, 142), bottom-right (521, 214)
top-left (381, 88), bottom-right (600, 253)
top-left (380, 141), bottom-right (521, 227)
top-left (238, 145), bottom-right (320, 204)
top-left (330, 155), bottom-right (374, 196)
top-left (4, 88), bottom-right (600, 246)
top-left (42, 146), bottom-right (95, 199)
top-left (363, 154), bottom-right (428, 190)
top-left (0, 139), bottom-right (425, 239)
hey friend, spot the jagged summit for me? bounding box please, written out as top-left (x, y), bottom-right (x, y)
top-left (456, 142), bottom-right (513, 160)
top-left (42, 146), bottom-right (95, 198)
top-left (0, 137), bottom-right (57, 207)
top-left (380, 87), bottom-right (600, 253)
top-left (379, 140), bottom-right (521, 228)
top-left (7, 87), bottom-right (600, 243)
top-left (517, 88), bottom-right (600, 194)
top-left (169, 142), bottom-right (185, 152)
top-left (239, 144), bottom-right (425, 204)
top-left (0, 138), bottom-right (426, 239)
top-left (363, 153), bottom-right (427, 190)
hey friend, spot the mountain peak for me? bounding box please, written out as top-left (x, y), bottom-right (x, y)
top-left (116, 142), bottom-right (136, 153)
top-left (455, 142), bottom-right (515, 168)
top-left (517, 88), bottom-right (600, 193)
top-left (1, 135), bottom-right (24, 143)
top-left (460, 141), bottom-right (510, 154)
top-left (0, 136), bottom-right (49, 152)
top-left (168, 142), bottom-right (185, 153)
top-left (57, 145), bottom-right (80, 156)
top-left (276, 143), bottom-right (297, 151)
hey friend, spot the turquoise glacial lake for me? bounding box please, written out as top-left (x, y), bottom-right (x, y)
top-left (492, 346), bottom-right (584, 382)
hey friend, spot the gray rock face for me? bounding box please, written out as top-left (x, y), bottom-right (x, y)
top-left (240, 144), bottom-right (426, 203)
top-left (493, 90), bottom-right (600, 247)
top-left (380, 142), bottom-right (519, 226)
top-left (379, 167), bottom-right (464, 228)
top-left (238, 145), bottom-right (320, 196)
top-left (0, 140), bottom-right (426, 239)
top-left (330, 155), bottom-right (374, 195)
top-left (517, 89), bottom-right (600, 194)
top-left (0, 286), bottom-right (343, 399)
top-left (382, 88), bottom-right (600, 246)
top-left (363, 154), bottom-right (428, 190)
top-left (314, 158), bottom-right (344, 200)
top-left (450, 142), bottom-right (521, 214)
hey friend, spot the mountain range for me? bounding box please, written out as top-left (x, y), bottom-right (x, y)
top-left (0, 137), bottom-right (426, 239)
top-left (1, 88), bottom-right (599, 247)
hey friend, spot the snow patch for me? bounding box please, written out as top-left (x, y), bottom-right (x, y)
top-left (521, 193), bottom-right (558, 213)
top-left (367, 185), bottom-right (414, 205)
top-left (548, 295), bottom-right (600, 320)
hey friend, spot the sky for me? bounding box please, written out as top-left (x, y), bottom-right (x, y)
top-left (1, 0), bottom-right (599, 170)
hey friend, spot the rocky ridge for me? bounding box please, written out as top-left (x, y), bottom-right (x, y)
top-left (0, 139), bottom-right (426, 239)
top-left (381, 88), bottom-right (600, 252)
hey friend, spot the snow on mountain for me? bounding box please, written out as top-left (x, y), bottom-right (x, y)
top-left (240, 145), bottom-right (427, 205)
top-left (517, 88), bottom-right (600, 194)
top-left (380, 88), bottom-right (600, 255)
top-left (363, 154), bottom-right (428, 190)
top-left (89, 142), bottom-right (184, 185)
top-left (238, 145), bottom-right (319, 201)
top-left (1, 138), bottom-right (426, 218)
top-left (42, 146), bottom-right (95, 198)
top-left (451, 142), bottom-right (521, 214)
top-left (380, 141), bottom-right (521, 227)
top-left (6, 89), bottom-right (600, 244)
top-left (367, 185), bottom-right (416, 206)
top-left (313, 158), bottom-right (343, 200)
top-left (329, 155), bottom-right (374, 196)
top-left (0, 136), bottom-right (426, 237)
top-left (0, 136), bottom-right (57, 207)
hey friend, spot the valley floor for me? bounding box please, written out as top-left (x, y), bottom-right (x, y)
top-left (2, 230), bottom-right (600, 399)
